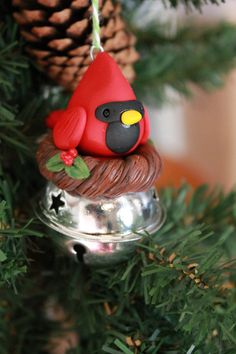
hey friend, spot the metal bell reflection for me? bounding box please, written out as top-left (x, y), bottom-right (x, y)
top-left (35, 182), bottom-right (165, 265)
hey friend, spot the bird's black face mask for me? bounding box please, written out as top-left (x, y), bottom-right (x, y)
top-left (95, 100), bottom-right (145, 154)
top-left (95, 100), bottom-right (144, 124)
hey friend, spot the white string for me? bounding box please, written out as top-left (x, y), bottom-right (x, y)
top-left (90, 0), bottom-right (104, 60)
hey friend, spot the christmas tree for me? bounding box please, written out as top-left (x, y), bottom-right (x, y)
top-left (1, 1), bottom-right (236, 353)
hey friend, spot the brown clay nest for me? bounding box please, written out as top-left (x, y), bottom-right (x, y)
top-left (36, 134), bottom-right (162, 199)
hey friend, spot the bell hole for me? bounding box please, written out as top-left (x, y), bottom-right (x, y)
top-left (152, 190), bottom-right (158, 200)
top-left (73, 244), bottom-right (87, 263)
top-left (50, 193), bottom-right (65, 214)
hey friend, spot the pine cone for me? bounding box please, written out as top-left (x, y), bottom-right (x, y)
top-left (12, 0), bottom-right (139, 91)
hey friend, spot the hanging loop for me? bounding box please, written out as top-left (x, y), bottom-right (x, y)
top-left (90, 45), bottom-right (104, 60)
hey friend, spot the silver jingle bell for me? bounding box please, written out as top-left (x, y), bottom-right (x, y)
top-left (35, 182), bottom-right (165, 265)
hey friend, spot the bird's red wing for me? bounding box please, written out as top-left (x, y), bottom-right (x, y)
top-left (53, 107), bottom-right (87, 150)
top-left (46, 109), bottom-right (64, 128)
top-left (140, 107), bottom-right (150, 144)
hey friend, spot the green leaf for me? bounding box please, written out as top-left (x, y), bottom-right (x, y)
top-left (46, 153), bottom-right (64, 172)
top-left (65, 156), bottom-right (90, 180)
top-left (0, 249), bottom-right (7, 262)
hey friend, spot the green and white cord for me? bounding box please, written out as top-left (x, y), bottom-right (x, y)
top-left (90, 0), bottom-right (104, 59)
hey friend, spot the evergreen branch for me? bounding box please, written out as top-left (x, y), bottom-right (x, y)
top-left (121, 0), bottom-right (226, 11)
top-left (163, 0), bottom-right (226, 10)
top-left (0, 15), bottom-right (69, 158)
top-left (0, 2), bottom-right (236, 353)
top-left (0, 170), bottom-right (43, 289)
top-left (0, 19), bottom-right (28, 98)
top-left (134, 23), bottom-right (236, 102)
top-left (5, 185), bottom-right (234, 354)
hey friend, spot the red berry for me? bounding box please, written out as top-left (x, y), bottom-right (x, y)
top-left (60, 151), bottom-right (74, 166)
top-left (60, 151), bottom-right (67, 161)
top-left (64, 158), bottom-right (73, 166)
top-left (68, 148), bottom-right (78, 158)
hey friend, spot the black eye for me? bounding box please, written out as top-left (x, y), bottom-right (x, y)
top-left (103, 109), bottom-right (110, 118)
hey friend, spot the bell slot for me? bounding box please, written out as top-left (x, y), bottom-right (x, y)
top-left (73, 243), bottom-right (87, 263)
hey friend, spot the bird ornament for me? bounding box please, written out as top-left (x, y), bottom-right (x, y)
top-left (46, 52), bottom-right (150, 161)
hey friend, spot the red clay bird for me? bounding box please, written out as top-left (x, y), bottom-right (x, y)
top-left (46, 52), bottom-right (150, 157)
